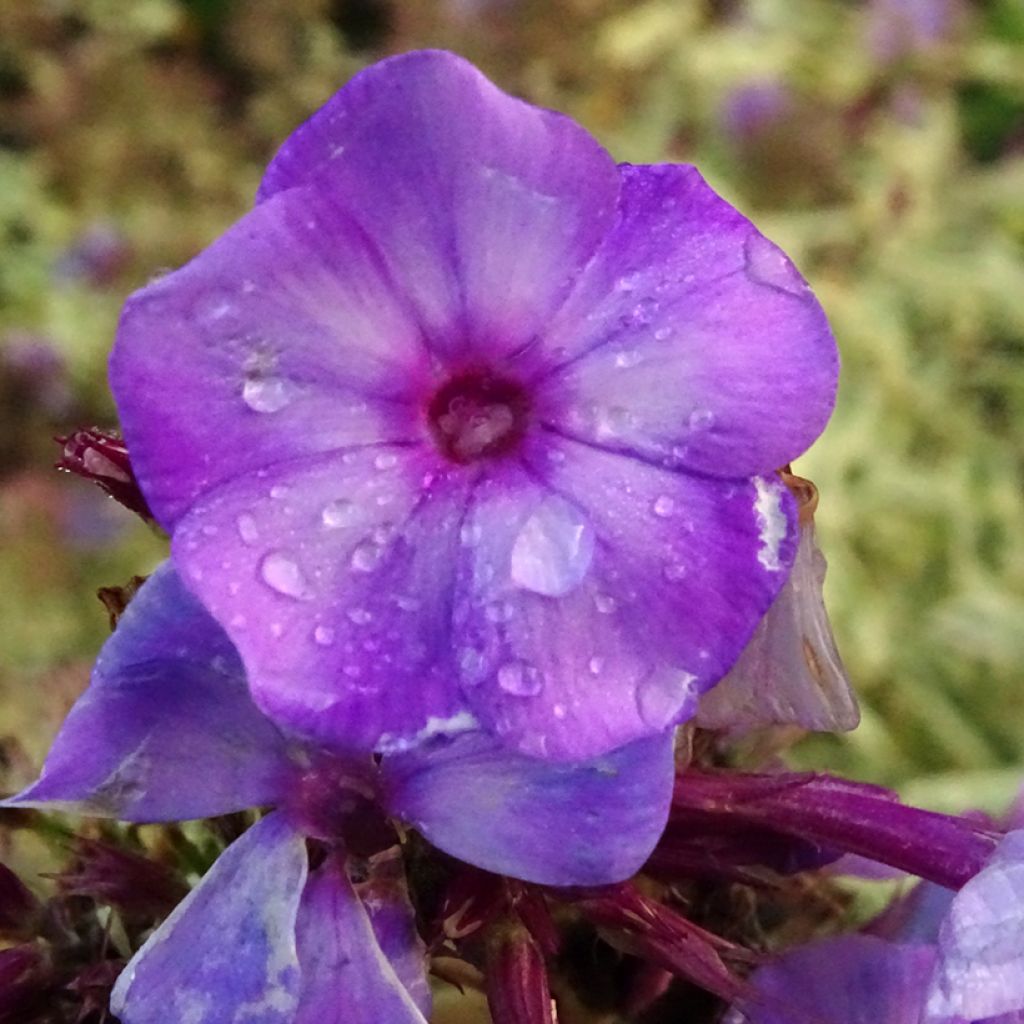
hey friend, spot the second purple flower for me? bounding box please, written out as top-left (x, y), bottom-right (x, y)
top-left (111, 50), bottom-right (839, 761)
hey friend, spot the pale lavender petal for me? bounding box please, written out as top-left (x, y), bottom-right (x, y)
top-left (294, 857), bottom-right (428, 1024)
top-left (926, 830), bottom-right (1024, 1022)
top-left (696, 521), bottom-right (859, 733)
top-left (452, 438), bottom-right (797, 760)
top-left (382, 730), bottom-right (675, 885)
top-left (111, 812), bottom-right (308, 1024)
top-left (258, 50), bottom-right (620, 361)
top-left (111, 184), bottom-right (430, 530)
top-left (535, 164), bottom-right (838, 478)
top-left (172, 450), bottom-right (476, 754)
top-left (726, 934), bottom-right (936, 1024)
top-left (2, 562), bottom-right (295, 821)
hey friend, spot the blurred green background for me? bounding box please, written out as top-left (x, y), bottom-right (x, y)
top-left (1, 0), bottom-right (1023, 821)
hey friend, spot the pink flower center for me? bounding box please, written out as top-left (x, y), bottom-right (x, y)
top-left (427, 370), bottom-right (530, 464)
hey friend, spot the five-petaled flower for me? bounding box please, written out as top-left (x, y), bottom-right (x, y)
top-left (110, 50), bottom-right (838, 762)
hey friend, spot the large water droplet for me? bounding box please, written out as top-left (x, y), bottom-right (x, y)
top-left (350, 541), bottom-right (383, 573)
top-left (744, 233), bottom-right (809, 297)
top-left (322, 499), bottom-right (357, 529)
top-left (242, 376), bottom-right (295, 414)
top-left (498, 660), bottom-right (542, 697)
top-left (635, 668), bottom-right (700, 729)
top-left (510, 496), bottom-right (595, 598)
top-left (259, 551), bottom-right (309, 599)
top-left (236, 514), bottom-right (259, 544)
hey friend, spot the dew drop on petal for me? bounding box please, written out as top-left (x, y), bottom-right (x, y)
top-left (663, 561), bottom-right (688, 581)
top-left (743, 233), bottom-right (809, 297)
top-left (688, 408), bottom-right (715, 430)
top-left (236, 514), bottom-right (259, 544)
top-left (321, 499), bottom-right (357, 529)
top-left (242, 376), bottom-right (295, 414)
top-left (588, 656), bottom-right (605, 676)
top-left (636, 668), bottom-right (700, 730)
top-left (510, 496), bottom-right (595, 598)
top-left (594, 593), bottom-right (617, 614)
top-left (459, 647), bottom-right (488, 684)
top-left (497, 660), bottom-right (542, 697)
top-left (374, 452), bottom-right (398, 470)
top-left (652, 495), bottom-right (675, 518)
top-left (313, 625), bottom-right (335, 647)
top-left (350, 541), bottom-right (383, 573)
top-left (259, 551), bottom-right (309, 599)
top-left (347, 607), bottom-right (372, 625)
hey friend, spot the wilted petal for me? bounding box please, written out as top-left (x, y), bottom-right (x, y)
top-left (173, 452), bottom-right (475, 754)
top-left (2, 563), bottom-right (296, 821)
top-left (381, 730), bottom-right (675, 886)
top-left (295, 857), bottom-right (428, 1024)
top-left (926, 830), bottom-right (1024, 1022)
top-left (535, 163), bottom-right (837, 478)
top-left (696, 520), bottom-right (859, 733)
top-left (111, 812), bottom-right (308, 1024)
top-left (111, 184), bottom-right (430, 530)
top-left (258, 51), bottom-right (620, 362)
top-left (453, 441), bottom-right (797, 760)
top-left (726, 935), bottom-right (936, 1024)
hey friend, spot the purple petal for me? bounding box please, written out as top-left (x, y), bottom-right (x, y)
top-left (111, 812), bottom-right (308, 1024)
top-left (696, 520), bottom-right (859, 733)
top-left (172, 450), bottom-right (476, 754)
top-left (534, 164), bottom-right (838, 478)
top-left (111, 184), bottom-right (431, 530)
top-left (452, 439), bottom-right (797, 759)
top-left (2, 563), bottom-right (295, 821)
top-left (726, 935), bottom-right (937, 1024)
top-left (926, 830), bottom-right (1024, 1021)
top-left (381, 730), bottom-right (675, 885)
top-left (258, 50), bottom-right (620, 361)
top-left (294, 857), bottom-right (428, 1024)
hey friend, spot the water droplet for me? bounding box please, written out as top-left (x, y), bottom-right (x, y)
top-left (744, 233), bottom-right (808, 297)
top-left (460, 522), bottom-right (483, 546)
top-left (322, 499), bottom-right (357, 529)
top-left (498, 660), bottom-right (542, 697)
top-left (614, 349), bottom-right (643, 369)
top-left (510, 497), bottom-right (595, 598)
top-left (636, 668), bottom-right (699, 729)
top-left (313, 625), bottom-right (335, 646)
top-left (653, 327), bottom-right (672, 342)
top-left (459, 647), bottom-right (488, 683)
top-left (270, 622), bottom-right (284, 638)
top-left (374, 452), bottom-right (398, 470)
top-left (652, 495), bottom-right (675, 518)
top-left (594, 593), bottom-right (617, 614)
top-left (588, 656), bottom-right (605, 675)
top-left (269, 484), bottom-right (289, 500)
top-left (243, 376), bottom-right (295, 414)
top-left (350, 541), bottom-right (383, 573)
top-left (688, 408), bottom-right (715, 430)
top-left (553, 703), bottom-right (567, 719)
top-left (236, 514), bottom-right (259, 544)
top-left (485, 600), bottom-right (514, 624)
top-left (347, 607), bottom-right (372, 625)
top-left (663, 562), bottom-right (688, 581)
top-left (395, 594), bottom-right (421, 612)
top-left (260, 552), bottom-right (310, 599)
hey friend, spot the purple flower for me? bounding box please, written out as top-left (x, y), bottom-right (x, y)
top-left (110, 50), bottom-right (838, 761)
top-left (727, 830), bottom-right (1024, 1024)
top-left (3, 563), bottom-right (675, 1023)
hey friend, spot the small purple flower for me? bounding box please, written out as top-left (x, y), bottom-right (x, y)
top-left (111, 50), bottom-right (838, 761)
top-left (3, 563), bottom-right (675, 1023)
top-left (727, 830), bottom-right (1024, 1023)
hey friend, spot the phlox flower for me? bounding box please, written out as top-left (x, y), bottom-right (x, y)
top-left (110, 49), bottom-right (839, 761)
top-left (2, 563), bottom-right (675, 1024)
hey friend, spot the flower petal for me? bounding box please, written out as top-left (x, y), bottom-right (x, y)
top-left (111, 184), bottom-right (430, 530)
top-left (172, 449), bottom-right (475, 754)
top-left (534, 164), bottom-right (838, 478)
top-left (726, 935), bottom-right (936, 1024)
top-left (452, 438), bottom-right (797, 760)
top-left (294, 857), bottom-right (428, 1024)
top-left (258, 50), bottom-right (620, 361)
top-left (381, 730), bottom-right (675, 886)
top-left (2, 563), bottom-right (295, 821)
top-left (111, 811), bottom-right (308, 1024)
top-left (926, 830), bottom-right (1024, 1022)
top-left (696, 520), bottom-right (859, 733)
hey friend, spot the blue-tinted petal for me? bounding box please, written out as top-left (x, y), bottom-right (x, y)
top-left (3, 562), bottom-right (296, 821)
top-left (381, 730), bottom-right (675, 886)
top-left (926, 830), bottom-right (1024, 1022)
top-left (111, 812), bottom-right (307, 1024)
top-left (727, 934), bottom-right (936, 1024)
top-left (295, 857), bottom-right (428, 1024)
